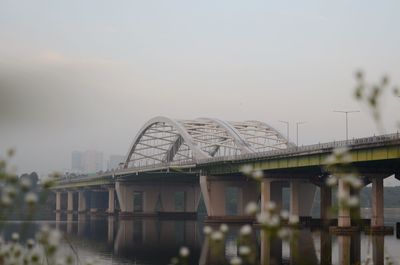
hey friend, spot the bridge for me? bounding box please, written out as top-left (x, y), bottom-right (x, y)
top-left (53, 116), bottom-right (400, 231)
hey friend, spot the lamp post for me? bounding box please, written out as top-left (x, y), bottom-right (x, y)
top-left (296, 121), bottom-right (307, 146)
top-left (278, 120), bottom-right (290, 143)
top-left (333, 110), bottom-right (360, 141)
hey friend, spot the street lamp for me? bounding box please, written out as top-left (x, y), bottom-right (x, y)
top-left (333, 110), bottom-right (360, 141)
top-left (296, 121), bottom-right (307, 146)
top-left (278, 120), bottom-right (290, 143)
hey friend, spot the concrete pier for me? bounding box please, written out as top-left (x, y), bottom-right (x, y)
top-left (260, 179), bottom-right (283, 212)
top-left (338, 178), bottom-right (351, 227)
top-left (371, 177), bottom-right (384, 228)
top-left (320, 185), bottom-right (332, 223)
top-left (67, 191), bottom-right (74, 213)
top-left (78, 191), bottom-right (87, 213)
top-left (330, 178), bottom-right (358, 233)
top-left (290, 180), bottom-right (300, 216)
top-left (56, 191), bottom-right (62, 212)
top-left (107, 187), bottom-right (115, 214)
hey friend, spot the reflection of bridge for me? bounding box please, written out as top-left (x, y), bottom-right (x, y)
top-left (53, 117), bottom-right (400, 231)
top-left (56, 214), bottom-right (390, 265)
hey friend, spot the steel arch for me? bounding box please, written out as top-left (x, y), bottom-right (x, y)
top-left (123, 116), bottom-right (291, 169)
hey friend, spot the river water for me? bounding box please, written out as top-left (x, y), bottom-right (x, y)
top-left (2, 214), bottom-right (399, 265)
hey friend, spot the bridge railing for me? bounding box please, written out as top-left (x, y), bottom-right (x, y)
top-left (196, 132), bottom-right (400, 164)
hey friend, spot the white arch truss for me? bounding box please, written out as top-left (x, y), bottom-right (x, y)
top-left (124, 116), bottom-right (291, 168)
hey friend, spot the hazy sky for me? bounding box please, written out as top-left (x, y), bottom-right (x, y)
top-left (0, 1), bottom-right (399, 180)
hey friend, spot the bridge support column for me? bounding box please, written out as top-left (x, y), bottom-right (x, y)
top-left (338, 178), bottom-right (351, 228)
top-left (115, 182), bottom-right (127, 213)
top-left (320, 185), bottom-right (332, 224)
top-left (56, 191), bottom-right (61, 212)
top-left (107, 187), bottom-right (115, 214)
top-left (67, 191), bottom-right (74, 213)
top-left (261, 179), bottom-right (283, 212)
top-left (200, 175), bottom-right (258, 219)
top-left (371, 177), bottom-right (384, 228)
top-left (330, 178), bottom-right (358, 233)
top-left (78, 191), bottom-right (87, 213)
top-left (290, 180), bottom-right (300, 216)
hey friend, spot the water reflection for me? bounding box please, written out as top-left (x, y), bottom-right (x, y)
top-left (22, 216), bottom-right (396, 265)
top-left (372, 235), bottom-right (384, 265)
top-left (289, 230), bottom-right (319, 265)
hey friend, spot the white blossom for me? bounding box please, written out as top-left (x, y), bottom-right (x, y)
top-left (277, 228), bottom-right (291, 240)
top-left (1, 194), bottom-right (12, 206)
top-left (26, 239), bottom-right (35, 249)
top-left (288, 215), bottom-right (299, 225)
top-left (48, 230), bottom-right (62, 247)
top-left (346, 196), bottom-right (360, 208)
top-left (40, 176), bottom-right (55, 189)
top-left (170, 257), bottom-right (179, 265)
top-left (230, 256), bottom-right (242, 265)
top-left (220, 224), bottom-right (229, 233)
top-left (245, 202), bottom-right (258, 216)
top-left (179, 246), bottom-right (190, 257)
top-left (343, 175), bottom-right (363, 189)
top-left (211, 231), bottom-right (224, 242)
top-left (239, 225), bottom-right (252, 236)
top-left (238, 246), bottom-right (251, 256)
top-left (4, 186), bottom-right (16, 197)
top-left (11, 232), bottom-right (19, 241)
top-left (257, 212), bottom-right (270, 225)
top-left (25, 192), bottom-right (38, 205)
top-left (280, 209), bottom-right (289, 220)
top-left (20, 178), bottom-right (32, 189)
top-left (241, 165), bottom-right (253, 175)
top-left (326, 176), bottom-right (338, 187)
top-left (251, 170), bottom-right (263, 181)
top-left (203, 226), bottom-right (212, 235)
top-left (266, 201), bottom-right (276, 212)
top-left (333, 147), bottom-right (350, 157)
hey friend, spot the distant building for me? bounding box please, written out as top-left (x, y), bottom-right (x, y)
top-left (107, 155), bottom-right (125, 170)
top-left (83, 150), bottom-right (103, 173)
top-left (71, 150), bottom-right (104, 173)
top-left (71, 151), bottom-right (83, 173)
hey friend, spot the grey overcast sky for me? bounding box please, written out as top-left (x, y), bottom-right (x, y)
top-left (0, 1), bottom-right (399, 179)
